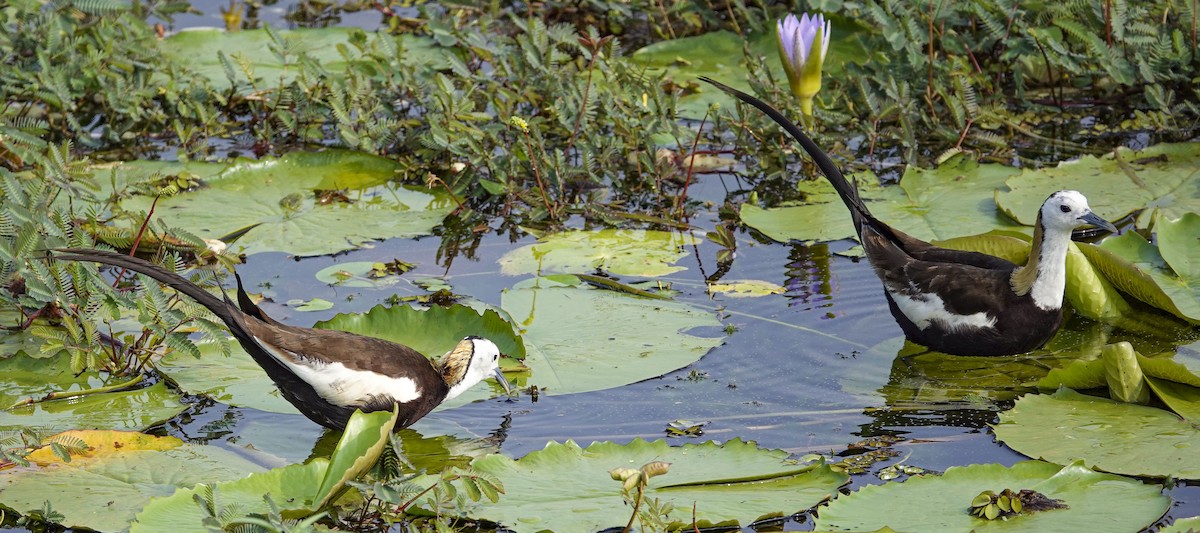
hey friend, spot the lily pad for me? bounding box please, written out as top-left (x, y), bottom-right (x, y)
top-left (163, 28), bottom-right (450, 90)
top-left (1160, 516), bottom-right (1200, 533)
top-left (707, 279), bottom-right (787, 297)
top-left (1081, 221), bottom-right (1200, 324)
top-left (500, 281), bottom-right (724, 395)
top-left (131, 408), bottom-right (397, 532)
top-left (497, 229), bottom-right (695, 278)
top-left (0, 436), bottom-right (265, 532)
top-left (993, 388), bottom-right (1200, 479)
top-left (994, 143), bottom-right (1200, 229)
top-left (1038, 342), bottom-right (1200, 421)
top-left (0, 382), bottom-right (186, 434)
top-left (24, 429), bottom-right (183, 466)
top-left (314, 261), bottom-right (407, 289)
top-left (109, 151), bottom-right (455, 257)
top-left (0, 351), bottom-right (108, 408)
top-left (741, 155), bottom-right (1023, 244)
top-left (813, 460), bottom-right (1168, 532)
top-left (462, 438), bottom-right (849, 532)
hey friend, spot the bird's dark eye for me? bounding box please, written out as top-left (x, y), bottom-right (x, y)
top-left (1059, 205), bottom-right (1071, 213)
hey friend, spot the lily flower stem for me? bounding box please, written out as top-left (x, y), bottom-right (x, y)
top-left (676, 108), bottom-right (711, 223)
top-left (117, 194), bottom-right (160, 287)
top-left (621, 483), bottom-right (646, 533)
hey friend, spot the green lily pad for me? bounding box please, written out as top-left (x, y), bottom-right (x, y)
top-left (741, 155), bottom-right (1023, 243)
top-left (1082, 221), bottom-right (1200, 324)
top-left (500, 281), bottom-right (724, 395)
top-left (813, 460), bottom-right (1168, 532)
top-left (1160, 516), bottom-right (1200, 533)
top-left (289, 298), bottom-right (335, 312)
top-left (993, 388), bottom-right (1200, 479)
top-left (0, 382), bottom-right (186, 434)
top-left (0, 439), bottom-right (266, 532)
top-left (1038, 342), bottom-right (1200, 421)
top-left (461, 438), bottom-right (848, 532)
top-left (110, 151), bottom-right (455, 257)
top-left (131, 408), bottom-right (398, 532)
top-left (157, 339), bottom-right (300, 415)
top-left (163, 28), bottom-right (450, 89)
top-left (994, 143), bottom-right (1200, 229)
top-left (0, 351), bottom-right (108, 408)
top-left (314, 261), bottom-right (407, 289)
top-left (497, 229), bottom-right (694, 278)
top-left (630, 20), bottom-right (866, 119)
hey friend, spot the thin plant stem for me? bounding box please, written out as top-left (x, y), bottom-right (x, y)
top-left (676, 108), bottom-right (711, 222)
top-left (519, 129), bottom-right (555, 219)
top-left (115, 195), bottom-right (160, 286)
top-left (8, 375), bottom-right (144, 409)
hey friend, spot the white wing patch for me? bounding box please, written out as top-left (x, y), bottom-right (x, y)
top-left (887, 290), bottom-right (997, 332)
top-left (257, 338), bottom-right (420, 407)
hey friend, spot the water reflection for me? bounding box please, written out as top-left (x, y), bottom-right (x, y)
top-left (783, 242), bottom-right (836, 317)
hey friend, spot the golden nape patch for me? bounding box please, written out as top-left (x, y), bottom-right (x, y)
top-left (440, 339), bottom-right (475, 384)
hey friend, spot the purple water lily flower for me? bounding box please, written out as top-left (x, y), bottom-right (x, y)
top-left (777, 13), bottom-right (832, 115)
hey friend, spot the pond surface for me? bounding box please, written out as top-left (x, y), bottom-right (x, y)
top-left (148, 167), bottom-right (1200, 530)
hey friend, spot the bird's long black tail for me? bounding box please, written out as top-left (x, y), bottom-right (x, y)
top-left (53, 248), bottom-right (242, 331)
top-left (699, 77), bottom-right (872, 229)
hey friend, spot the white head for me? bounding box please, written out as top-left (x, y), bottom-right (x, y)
top-left (1039, 190), bottom-right (1118, 234)
top-left (441, 336), bottom-right (511, 400)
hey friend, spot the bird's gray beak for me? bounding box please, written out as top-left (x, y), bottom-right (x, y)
top-left (1079, 211), bottom-right (1119, 234)
top-left (492, 367), bottom-right (513, 395)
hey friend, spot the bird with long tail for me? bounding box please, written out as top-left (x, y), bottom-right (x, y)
top-left (53, 248), bottom-right (511, 430)
top-left (700, 77), bottom-right (1118, 356)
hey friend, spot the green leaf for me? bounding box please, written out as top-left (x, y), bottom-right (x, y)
top-left (707, 279), bottom-right (786, 298)
top-left (462, 438), bottom-right (849, 532)
top-left (312, 407), bottom-right (398, 509)
top-left (289, 298), bottom-right (335, 312)
top-left (131, 460), bottom-right (327, 532)
top-left (741, 155), bottom-right (1023, 243)
top-left (499, 282), bottom-right (724, 396)
top-left (0, 441), bottom-right (266, 532)
top-left (1159, 516), bottom-right (1200, 533)
top-left (1092, 226), bottom-right (1200, 323)
top-left (1103, 342), bottom-right (1150, 404)
top-left (497, 229), bottom-right (693, 278)
top-left (994, 143), bottom-right (1200, 229)
top-left (109, 151), bottom-right (455, 257)
top-left (814, 461), bottom-right (1167, 532)
top-left (0, 382), bottom-right (186, 434)
top-left (994, 388), bottom-right (1200, 479)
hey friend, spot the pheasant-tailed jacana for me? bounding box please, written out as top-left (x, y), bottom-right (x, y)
top-left (54, 248), bottom-right (511, 430)
top-left (701, 77), bottom-right (1119, 356)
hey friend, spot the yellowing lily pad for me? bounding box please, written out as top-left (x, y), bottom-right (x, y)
top-left (498, 229), bottom-right (695, 277)
top-left (995, 143), bottom-right (1200, 229)
top-left (741, 155), bottom-right (1022, 243)
top-left (109, 151), bottom-right (455, 257)
top-left (813, 460), bottom-right (1168, 532)
top-left (460, 438), bottom-right (849, 532)
top-left (707, 279), bottom-right (786, 297)
top-left (994, 388), bottom-right (1200, 479)
top-left (24, 430), bottom-right (183, 466)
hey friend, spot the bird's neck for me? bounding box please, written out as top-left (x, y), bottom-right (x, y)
top-left (1010, 215), bottom-right (1071, 310)
top-left (440, 357), bottom-right (473, 401)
